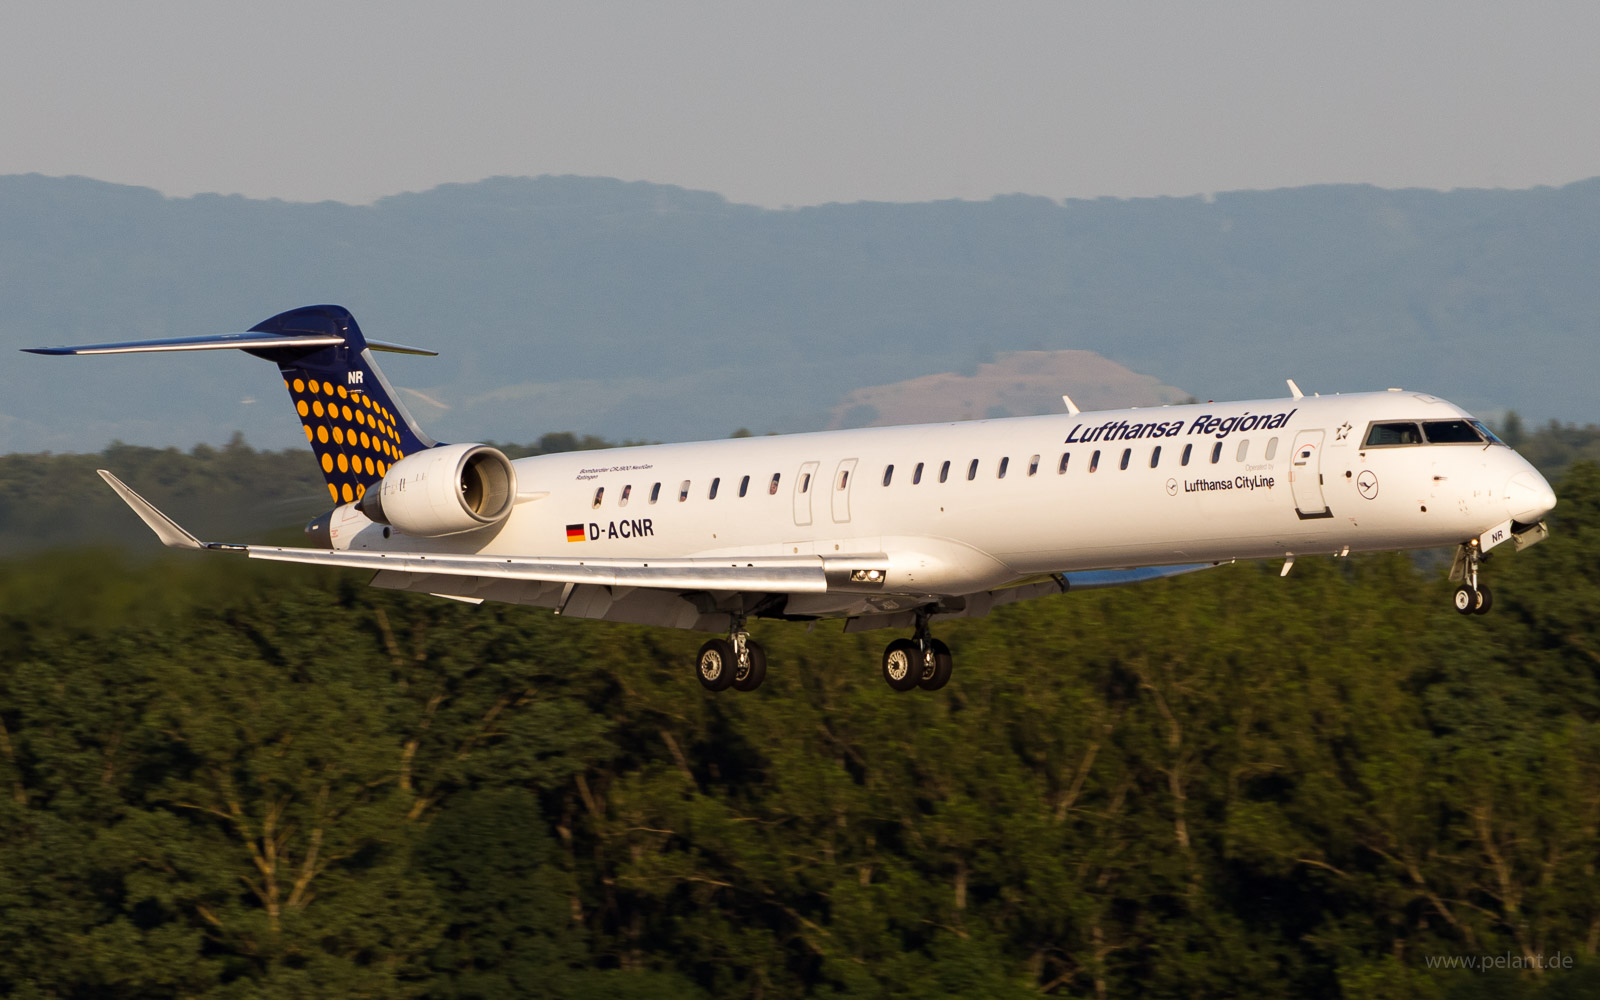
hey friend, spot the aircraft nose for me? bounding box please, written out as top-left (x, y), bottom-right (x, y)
top-left (1505, 471), bottom-right (1557, 524)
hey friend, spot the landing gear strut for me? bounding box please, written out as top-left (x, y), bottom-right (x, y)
top-left (696, 614), bottom-right (767, 692)
top-left (1450, 539), bottom-right (1494, 616)
top-left (881, 609), bottom-right (954, 692)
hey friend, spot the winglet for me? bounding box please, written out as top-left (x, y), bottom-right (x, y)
top-left (1286, 379), bottom-right (1304, 399)
top-left (97, 470), bottom-right (205, 549)
top-left (1061, 393), bottom-right (1081, 416)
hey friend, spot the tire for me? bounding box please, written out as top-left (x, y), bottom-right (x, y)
top-left (1472, 585), bottom-right (1493, 616)
top-left (881, 638), bottom-right (921, 692)
top-left (733, 640), bottom-right (768, 692)
top-left (1452, 585), bottom-right (1476, 616)
top-left (696, 638), bottom-right (736, 692)
top-left (918, 638), bottom-right (953, 691)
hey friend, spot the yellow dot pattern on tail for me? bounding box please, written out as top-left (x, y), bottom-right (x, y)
top-left (253, 304), bottom-right (441, 508)
top-left (286, 378), bottom-right (410, 504)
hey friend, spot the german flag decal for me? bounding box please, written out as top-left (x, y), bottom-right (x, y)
top-left (566, 523), bottom-right (586, 543)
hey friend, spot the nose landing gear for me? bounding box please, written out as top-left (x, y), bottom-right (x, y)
top-left (1450, 539), bottom-right (1494, 616)
top-left (880, 609), bottom-right (954, 692)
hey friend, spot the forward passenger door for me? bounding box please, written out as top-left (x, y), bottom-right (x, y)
top-left (1290, 430), bottom-right (1333, 519)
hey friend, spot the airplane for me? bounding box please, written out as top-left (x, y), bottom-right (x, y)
top-left (26, 304), bottom-right (1558, 693)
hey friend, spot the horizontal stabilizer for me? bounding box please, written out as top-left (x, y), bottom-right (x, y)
top-left (23, 332), bottom-right (436, 356)
top-left (24, 332), bottom-right (342, 355)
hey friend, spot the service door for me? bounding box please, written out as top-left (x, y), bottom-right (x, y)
top-left (831, 458), bottom-right (858, 524)
top-left (1290, 430), bottom-right (1333, 519)
top-left (793, 460), bottom-right (820, 527)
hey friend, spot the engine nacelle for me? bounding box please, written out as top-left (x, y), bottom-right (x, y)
top-left (358, 443), bottom-right (516, 537)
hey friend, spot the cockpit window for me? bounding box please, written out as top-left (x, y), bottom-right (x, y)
top-left (1422, 419), bottom-right (1484, 444)
top-left (1364, 421), bottom-right (1423, 447)
top-left (1471, 420), bottom-right (1507, 446)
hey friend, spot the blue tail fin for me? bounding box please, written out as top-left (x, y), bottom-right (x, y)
top-left (245, 306), bottom-right (440, 504)
top-left (24, 303), bottom-right (442, 505)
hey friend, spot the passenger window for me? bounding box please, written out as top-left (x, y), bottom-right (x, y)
top-left (1028, 454), bottom-right (1040, 476)
top-left (913, 462), bottom-right (924, 485)
top-left (1058, 452), bottom-right (1070, 474)
top-left (1211, 442), bottom-right (1222, 464)
top-left (1265, 437), bottom-right (1278, 461)
top-left (1150, 446), bottom-right (1161, 468)
top-left (939, 461), bottom-right (950, 483)
top-left (883, 464), bottom-right (894, 486)
top-left (1364, 422), bottom-right (1423, 447)
top-left (800, 473), bottom-right (811, 493)
top-left (838, 469), bottom-right (849, 490)
top-left (738, 475), bottom-right (749, 497)
top-left (769, 473), bottom-right (780, 495)
top-left (592, 486), bottom-right (604, 508)
top-left (1090, 450), bottom-right (1100, 473)
top-left (650, 482), bottom-right (661, 504)
top-left (967, 459), bottom-right (978, 480)
top-left (708, 477), bottom-right (720, 500)
top-left (1236, 440), bottom-right (1249, 462)
top-left (1423, 420), bottom-right (1484, 444)
top-left (1181, 443), bottom-right (1192, 466)
top-left (998, 456), bottom-right (1009, 479)
top-left (620, 484), bottom-right (631, 507)
top-left (679, 480), bottom-right (691, 502)
top-left (1119, 448), bottom-right (1131, 470)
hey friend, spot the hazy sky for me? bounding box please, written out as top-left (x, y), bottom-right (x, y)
top-left (3, 2), bottom-right (1597, 207)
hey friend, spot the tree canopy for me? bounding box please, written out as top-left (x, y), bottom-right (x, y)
top-left (2, 454), bottom-right (1598, 997)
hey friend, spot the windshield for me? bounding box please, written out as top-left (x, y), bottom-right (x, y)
top-left (1364, 419), bottom-right (1502, 447)
top-left (1471, 420), bottom-right (1507, 446)
top-left (1422, 419), bottom-right (1483, 444)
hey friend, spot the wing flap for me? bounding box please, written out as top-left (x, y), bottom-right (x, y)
top-left (246, 545), bottom-right (829, 592)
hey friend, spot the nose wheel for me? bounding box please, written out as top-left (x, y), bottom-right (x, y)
top-left (1452, 584), bottom-right (1492, 615)
top-left (1450, 540), bottom-right (1494, 616)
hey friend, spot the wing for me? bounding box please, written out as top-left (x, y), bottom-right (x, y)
top-left (98, 469), bottom-right (847, 592)
top-left (101, 469), bottom-right (1228, 632)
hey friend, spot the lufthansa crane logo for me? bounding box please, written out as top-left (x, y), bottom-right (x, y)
top-left (1356, 470), bottom-right (1379, 500)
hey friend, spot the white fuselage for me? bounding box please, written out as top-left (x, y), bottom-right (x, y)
top-left (326, 389), bottom-right (1554, 620)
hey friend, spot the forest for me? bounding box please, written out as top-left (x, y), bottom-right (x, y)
top-left (1, 430), bottom-right (1598, 998)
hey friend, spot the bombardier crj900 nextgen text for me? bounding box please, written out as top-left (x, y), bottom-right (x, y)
top-left (27, 306), bottom-right (1558, 693)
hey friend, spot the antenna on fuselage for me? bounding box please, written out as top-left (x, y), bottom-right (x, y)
top-left (1061, 393), bottom-right (1082, 415)
top-left (1286, 379), bottom-right (1305, 399)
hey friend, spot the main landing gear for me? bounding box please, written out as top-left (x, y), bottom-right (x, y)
top-left (1451, 539), bottom-right (1494, 616)
top-left (693, 610), bottom-right (957, 694)
top-left (880, 610), bottom-right (954, 692)
top-left (696, 615), bottom-right (767, 692)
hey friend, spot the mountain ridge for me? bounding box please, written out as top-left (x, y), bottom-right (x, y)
top-left (3, 172), bottom-right (1595, 453)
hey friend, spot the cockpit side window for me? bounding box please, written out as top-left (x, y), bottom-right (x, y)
top-left (1364, 421), bottom-right (1423, 447)
top-left (1422, 419), bottom-right (1484, 444)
